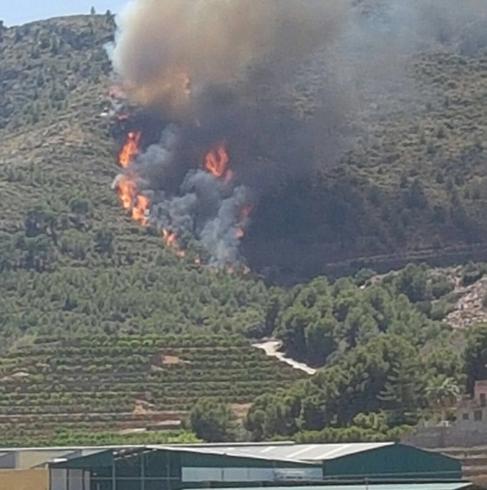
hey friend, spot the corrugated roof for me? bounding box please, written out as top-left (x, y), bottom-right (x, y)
top-left (194, 443), bottom-right (394, 462)
top-left (149, 445), bottom-right (320, 465)
top-left (44, 442), bottom-right (398, 466)
top-left (7, 442), bottom-right (455, 469)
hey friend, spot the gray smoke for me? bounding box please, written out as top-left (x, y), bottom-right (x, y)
top-left (113, 0), bottom-right (350, 115)
top-left (112, 0), bottom-right (487, 266)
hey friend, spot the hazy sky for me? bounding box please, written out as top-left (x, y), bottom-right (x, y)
top-left (1, 0), bottom-right (129, 26)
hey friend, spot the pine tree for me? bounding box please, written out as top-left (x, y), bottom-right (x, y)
top-left (379, 356), bottom-right (424, 426)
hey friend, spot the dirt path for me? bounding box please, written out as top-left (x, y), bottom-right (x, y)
top-left (253, 339), bottom-right (316, 375)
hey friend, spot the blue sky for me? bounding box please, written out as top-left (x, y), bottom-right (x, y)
top-left (2, 0), bottom-right (129, 26)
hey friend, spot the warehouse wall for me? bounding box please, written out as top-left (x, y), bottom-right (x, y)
top-left (50, 468), bottom-right (90, 490)
top-left (182, 466), bottom-right (322, 482)
top-left (0, 468), bottom-right (48, 490)
top-left (180, 451), bottom-right (322, 484)
top-left (323, 444), bottom-right (462, 481)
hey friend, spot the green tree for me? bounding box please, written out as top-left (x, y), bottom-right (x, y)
top-left (425, 376), bottom-right (461, 422)
top-left (24, 207), bottom-right (56, 239)
top-left (246, 391), bottom-right (302, 441)
top-left (189, 399), bottom-right (236, 442)
top-left (465, 323), bottom-right (487, 393)
top-left (264, 292), bottom-right (281, 336)
top-left (17, 235), bottom-right (56, 272)
top-left (94, 229), bottom-right (114, 255)
top-left (394, 264), bottom-right (428, 303)
top-left (379, 354), bottom-right (424, 426)
top-left (305, 317), bottom-right (337, 365)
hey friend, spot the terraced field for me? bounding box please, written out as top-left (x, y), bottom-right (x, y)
top-left (0, 335), bottom-right (303, 445)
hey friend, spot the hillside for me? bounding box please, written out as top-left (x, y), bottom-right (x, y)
top-left (247, 49), bottom-right (487, 281)
top-left (0, 334), bottom-right (303, 445)
top-left (1, 14), bottom-right (487, 286)
top-left (0, 16), bottom-right (281, 352)
top-left (1, 12), bottom-right (487, 446)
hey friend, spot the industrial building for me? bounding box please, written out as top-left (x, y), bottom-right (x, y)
top-left (44, 442), bottom-right (464, 490)
top-left (0, 442), bottom-right (467, 490)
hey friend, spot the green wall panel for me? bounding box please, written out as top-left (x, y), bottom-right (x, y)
top-left (323, 444), bottom-right (462, 481)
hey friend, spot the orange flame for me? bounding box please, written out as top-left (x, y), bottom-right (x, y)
top-left (132, 195), bottom-right (150, 225)
top-left (118, 131), bottom-right (141, 168)
top-left (204, 143), bottom-right (230, 179)
top-left (162, 229), bottom-right (186, 257)
top-left (116, 175), bottom-right (137, 210)
top-left (115, 175), bottom-right (150, 226)
top-left (163, 228), bottom-right (177, 247)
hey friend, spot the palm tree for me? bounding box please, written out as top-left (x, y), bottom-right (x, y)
top-left (426, 376), bottom-right (461, 423)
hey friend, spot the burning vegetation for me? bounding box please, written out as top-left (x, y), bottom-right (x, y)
top-left (107, 0), bottom-right (347, 267)
top-left (204, 144), bottom-right (232, 183)
top-left (118, 131), bottom-right (141, 168)
top-left (107, 0), bottom-right (487, 274)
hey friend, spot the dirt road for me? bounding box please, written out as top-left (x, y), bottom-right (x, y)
top-left (253, 339), bottom-right (316, 375)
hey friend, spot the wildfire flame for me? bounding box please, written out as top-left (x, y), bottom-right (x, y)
top-left (162, 228), bottom-right (186, 257)
top-left (118, 131), bottom-right (141, 168)
top-left (115, 175), bottom-right (150, 226)
top-left (132, 194), bottom-right (150, 225)
top-left (113, 126), bottom-right (249, 265)
top-left (204, 143), bottom-right (231, 180)
top-left (163, 228), bottom-right (177, 247)
top-left (116, 175), bottom-right (137, 211)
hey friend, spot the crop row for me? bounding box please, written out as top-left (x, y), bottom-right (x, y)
top-left (22, 335), bottom-right (249, 351)
top-left (1, 347), bottom-right (272, 366)
top-left (0, 379), bottom-right (285, 398)
top-left (0, 377), bottom-right (294, 396)
top-left (1, 374), bottom-right (291, 387)
top-left (0, 366), bottom-right (297, 384)
top-left (0, 354), bottom-right (282, 370)
top-left (0, 382), bottom-right (284, 407)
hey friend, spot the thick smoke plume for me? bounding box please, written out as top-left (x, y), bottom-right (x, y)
top-left (111, 0), bottom-right (487, 268)
top-left (114, 0), bottom-right (348, 116)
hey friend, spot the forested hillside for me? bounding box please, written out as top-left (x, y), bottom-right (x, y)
top-left (0, 15), bottom-right (275, 350)
top-left (1, 12), bottom-right (487, 445)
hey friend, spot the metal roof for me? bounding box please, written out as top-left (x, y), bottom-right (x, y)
top-left (0, 442), bottom-right (393, 463)
top-left (193, 443), bottom-right (395, 462)
top-left (4, 442), bottom-right (453, 469)
top-left (47, 443), bottom-right (400, 469)
top-left (50, 445), bottom-right (322, 469)
top-left (149, 445), bottom-right (320, 465)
